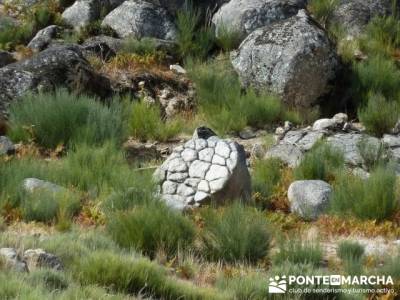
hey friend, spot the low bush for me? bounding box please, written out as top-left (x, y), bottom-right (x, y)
top-left (199, 203), bottom-right (271, 263)
top-left (337, 240), bottom-right (365, 275)
top-left (252, 158), bottom-right (283, 205)
top-left (294, 142), bottom-right (344, 181)
top-left (358, 93), bottom-right (400, 136)
top-left (107, 202), bottom-right (196, 258)
top-left (129, 101), bottom-right (183, 142)
top-left (74, 251), bottom-right (227, 299)
top-left (273, 239), bottom-right (323, 268)
top-left (9, 89), bottom-right (127, 148)
top-left (357, 136), bottom-right (391, 170)
top-left (351, 55), bottom-right (400, 105)
top-left (215, 24), bottom-right (242, 52)
top-left (307, 0), bottom-right (339, 27)
top-left (187, 57), bottom-right (284, 134)
top-left (330, 167), bottom-right (399, 221)
top-left (122, 37), bottom-right (159, 56)
top-left (27, 269), bottom-right (69, 291)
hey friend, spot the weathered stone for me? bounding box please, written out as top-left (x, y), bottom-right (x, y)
top-left (198, 180), bottom-right (210, 193)
top-left (22, 178), bottom-right (64, 194)
top-left (199, 148), bottom-right (214, 162)
top-left (213, 0), bottom-right (306, 42)
top-left (212, 154), bottom-right (226, 165)
top-left (24, 249), bottom-right (63, 271)
top-left (206, 165), bottom-right (229, 181)
top-left (0, 248), bottom-right (28, 272)
top-left (0, 136), bottom-right (15, 155)
top-left (265, 143), bottom-right (303, 168)
top-left (288, 180), bottom-right (332, 220)
top-left (27, 25), bottom-right (61, 51)
top-left (102, 0), bottom-right (177, 40)
top-left (215, 141), bottom-right (231, 158)
top-left (0, 50), bottom-right (15, 68)
top-left (231, 10), bottom-right (338, 108)
top-left (189, 160), bottom-right (211, 178)
top-left (312, 118), bottom-right (337, 131)
top-left (181, 148), bottom-right (198, 162)
top-left (162, 181), bottom-right (177, 194)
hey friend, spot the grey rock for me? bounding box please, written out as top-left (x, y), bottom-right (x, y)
top-left (27, 25), bottom-right (61, 52)
top-left (62, 0), bottom-right (101, 29)
top-left (193, 126), bottom-right (217, 139)
top-left (239, 127), bottom-right (256, 140)
top-left (333, 113), bottom-right (348, 124)
top-left (155, 127), bottom-right (251, 210)
top-left (0, 50), bottom-right (15, 68)
top-left (231, 10), bottom-right (338, 108)
top-left (170, 64), bottom-right (186, 74)
top-left (102, 0), bottom-right (177, 40)
top-left (213, 0), bottom-right (306, 42)
top-left (22, 178), bottom-right (64, 194)
top-left (288, 180), bottom-right (332, 220)
top-left (82, 35), bottom-right (124, 56)
top-left (0, 136), bottom-right (15, 155)
top-left (0, 45), bottom-right (111, 120)
top-left (0, 248), bottom-right (28, 272)
top-left (24, 249), bottom-right (63, 271)
top-left (265, 143), bottom-right (303, 167)
top-left (312, 118), bottom-right (337, 131)
top-left (330, 0), bottom-right (395, 37)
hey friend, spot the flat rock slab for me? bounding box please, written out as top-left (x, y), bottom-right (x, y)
top-left (154, 129), bottom-right (251, 210)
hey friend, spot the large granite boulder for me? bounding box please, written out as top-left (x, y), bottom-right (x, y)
top-left (231, 10), bottom-right (338, 108)
top-left (212, 0), bottom-right (306, 42)
top-left (27, 25), bottom-right (62, 52)
top-left (154, 128), bottom-right (251, 210)
top-left (288, 180), bottom-right (332, 220)
top-left (102, 0), bottom-right (177, 40)
top-left (330, 0), bottom-right (395, 37)
top-left (0, 45), bottom-right (111, 120)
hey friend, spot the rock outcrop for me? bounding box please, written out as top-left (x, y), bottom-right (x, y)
top-left (0, 50), bottom-right (15, 68)
top-left (288, 180), bottom-right (332, 220)
top-left (0, 136), bottom-right (15, 155)
top-left (154, 128), bottom-right (251, 210)
top-left (102, 0), bottom-right (177, 40)
top-left (212, 0), bottom-right (306, 42)
top-left (0, 45), bottom-right (111, 120)
top-left (231, 10), bottom-right (338, 108)
top-left (27, 25), bottom-right (62, 52)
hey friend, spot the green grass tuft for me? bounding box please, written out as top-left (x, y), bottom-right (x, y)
top-left (273, 239), bottom-right (323, 268)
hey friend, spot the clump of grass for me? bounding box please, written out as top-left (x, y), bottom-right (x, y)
top-left (360, 15), bottom-right (400, 57)
top-left (294, 141), bottom-right (344, 181)
top-left (27, 269), bottom-right (69, 291)
top-left (358, 93), bottom-right (400, 136)
top-left (129, 101), bottom-right (183, 142)
top-left (215, 23), bottom-right (242, 52)
top-left (8, 89), bottom-right (127, 149)
top-left (307, 0), bottom-right (339, 27)
top-left (122, 37), bottom-right (159, 56)
top-left (337, 240), bottom-right (365, 275)
top-left (273, 239), bottom-right (323, 268)
top-left (357, 136), bottom-right (391, 170)
top-left (107, 202), bottom-right (196, 258)
top-left (330, 166), bottom-right (399, 221)
top-left (187, 57), bottom-right (284, 134)
top-left (252, 158), bottom-right (283, 207)
top-left (74, 251), bottom-right (227, 299)
top-left (216, 272), bottom-right (268, 300)
top-left (175, 2), bottom-right (214, 59)
top-left (21, 189), bottom-right (80, 223)
top-left (199, 203), bottom-right (271, 263)
top-left (352, 55), bottom-right (400, 105)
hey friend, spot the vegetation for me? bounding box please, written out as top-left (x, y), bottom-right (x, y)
top-left (107, 202), bottom-right (196, 258)
top-left (273, 239), bottom-right (323, 268)
top-left (199, 203), bottom-right (271, 263)
top-left (337, 240), bottom-right (365, 275)
top-left (330, 167), bottom-right (399, 221)
top-left (307, 0), bottom-right (339, 27)
top-left (294, 142), bottom-right (344, 181)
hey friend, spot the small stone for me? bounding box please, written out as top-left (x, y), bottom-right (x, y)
top-left (181, 148), bottom-right (197, 162)
top-left (177, 184), bottom-right (195, 197)
top-left (206, 165), bottom-right (229, 181)
top-left (184, 178), bottom-right (200, 188)
top-left (239, 128), bottom-right (256, 140)
top-left (167, 158), bottom-right (188, 173)
top-left (167, 172), bottom-right (188, 183)
top-left (0, 248), bottom-right (28, 272)
top-left (189, 160), bottom-right (211, 178)
top-left (215, 141), bottom-right (231, 158)
top-left (24, 249), bottom-right (63, 271)
top-left (194, 191), bottom-right (209, 203)
top-left (199, 148), bottom-right (214, 162)
top-left (195, 139), bottom-right (207, 151)
top-left (0, 136), bottom-right (15, 155)
top-left (162, 181), bottom-right (177, 194)
top-left (170, 64), bottom-right (186, 74)
top-left (212, 154), bottom-right (226, 166)
top-left (197, 180), bottom-right (210, 193)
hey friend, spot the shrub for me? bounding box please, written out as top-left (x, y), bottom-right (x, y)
top-left (74, 251), bottom-right (227, 299)
top-left (273, 239), bottom-right (323, 268)
top-left (330, 167), bottom-right (399, 221)
top-left (337, 240), bottom-right (365, 275)
top-left (129, 101), bottom-right (183, 142)
top-left (175, 3), bottom-right (214, 59)
top-left (9, 89), bottom-right (126, 148)
top-left (215, 23), bottom-right (242, 52)
top-left (187, 57), bottom-right (283, 134)
top-left (294, 142), bottom-right (344, 181)
top-left (199, 203), bottom-right (271, 263)
top-left (122, 37), bottom-right (158, 56)
top-left (21, 189), bottom-right (80, 223)
top-left (252, 158), bottom-right (283, 203)
top-left (360, 15), bottom-right (400, 57)
top-left (107, 202), bottom-right (196, 258)
top-left (357, 136), bottom-right (391, 170)
top-left (216, 273), bottom-right (268, 300)
top-left (27, 269), bottom-right (69, 291)
top-left (358, 93), bottom-right (399, 136)
top-left (352, 55), bottom-right (400, 104)
top-left (307, 0), bottom-right (339, 27)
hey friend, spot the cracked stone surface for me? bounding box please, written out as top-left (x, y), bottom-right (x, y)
top-left (154, 128), bottom-right (251, 210)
